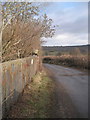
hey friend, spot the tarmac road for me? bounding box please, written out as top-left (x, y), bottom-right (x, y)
top-left (44, 64), bottom-right (88, 118)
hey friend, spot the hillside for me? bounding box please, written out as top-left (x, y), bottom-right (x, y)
top-left (42, 45), bottom-right (89, 56)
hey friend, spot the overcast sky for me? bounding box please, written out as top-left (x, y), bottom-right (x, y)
top-left (41, 2), bottom-right (88, 46)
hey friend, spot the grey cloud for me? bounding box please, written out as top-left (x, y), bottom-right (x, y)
top-left (60, 16), bottom-right (88, 35)
top-left (49, 3), bottom-right (88, 35)
top-left (43, 2), bottom-right (88, 46)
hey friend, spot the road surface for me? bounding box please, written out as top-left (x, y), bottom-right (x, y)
top-left (44, 64), bottom-right (88, 118)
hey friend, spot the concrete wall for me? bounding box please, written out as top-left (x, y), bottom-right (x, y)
top-left (0, 63), bottom-right (2, 120)
top-left (0, 56), bottom-right (39, 118)
top-left (0, 3), bottom-right (2, 119)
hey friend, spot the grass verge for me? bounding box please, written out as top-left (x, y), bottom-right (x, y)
top-left (7, 71), bottom-right (55, 118)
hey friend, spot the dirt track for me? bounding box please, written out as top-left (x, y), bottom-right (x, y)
top-left (44, 64), bottom-right (88, 118)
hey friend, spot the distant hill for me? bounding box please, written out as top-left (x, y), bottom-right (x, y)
top-left (42, 45), bottom-right (89, 56)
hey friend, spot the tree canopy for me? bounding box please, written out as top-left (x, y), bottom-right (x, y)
top-left (1, 2), bottom-right (56, 62)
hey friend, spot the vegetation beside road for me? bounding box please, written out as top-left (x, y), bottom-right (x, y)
top-left (43, 46), bottom-right (89, 70)
top-left (8, 71), bottom-right (55, 118)
top-left (43, 55), bottom-right (89, 70)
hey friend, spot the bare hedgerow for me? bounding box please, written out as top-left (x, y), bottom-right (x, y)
top-left (1, 2), bottom-right (55, 62)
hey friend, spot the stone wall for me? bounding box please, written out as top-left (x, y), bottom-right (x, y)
top-left (0, 56), bottom-right (39, 118)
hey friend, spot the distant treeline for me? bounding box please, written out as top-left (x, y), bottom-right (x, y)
top-left (43, 45), bottom-right (89, 56)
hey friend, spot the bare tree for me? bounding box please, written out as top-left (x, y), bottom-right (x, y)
top-left (1, 2), bottom-right (55, 62)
